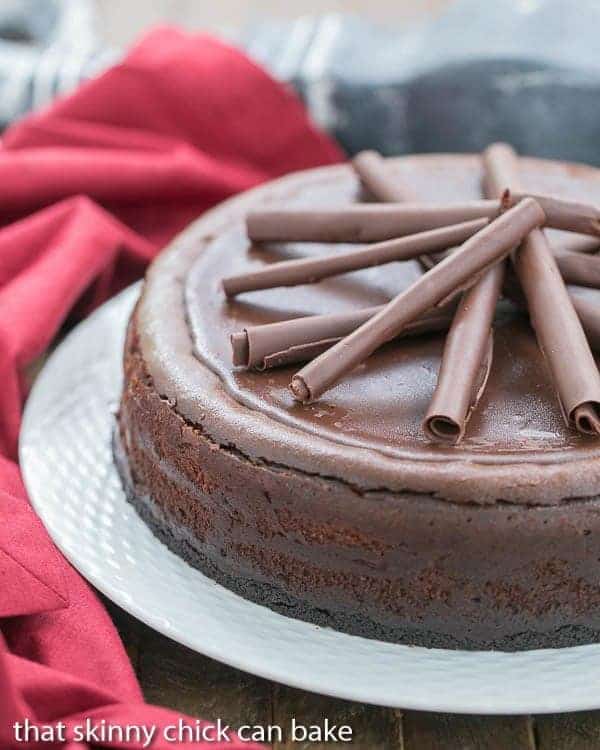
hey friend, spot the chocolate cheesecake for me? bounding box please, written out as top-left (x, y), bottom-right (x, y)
top-left (116, 153), bottom-right (600, 651)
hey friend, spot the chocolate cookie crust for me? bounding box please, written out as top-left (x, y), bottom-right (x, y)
top-left (117, 155), bottom-right (600, 649)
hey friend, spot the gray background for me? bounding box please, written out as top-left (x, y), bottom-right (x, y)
top-left (96, 0), bottom-right (450, 45)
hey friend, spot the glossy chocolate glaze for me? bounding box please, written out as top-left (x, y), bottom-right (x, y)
top-left (119, 155), bottom-right (600, 649)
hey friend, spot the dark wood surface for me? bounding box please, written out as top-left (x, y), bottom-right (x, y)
top-left (105, 598), bottom-right (600, 749)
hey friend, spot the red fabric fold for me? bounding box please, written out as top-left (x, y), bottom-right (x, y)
top-left (0, 26), bottom-right (343, 748)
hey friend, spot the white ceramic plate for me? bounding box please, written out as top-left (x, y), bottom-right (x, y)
top-left (19, 284), bottom-right (600, 714)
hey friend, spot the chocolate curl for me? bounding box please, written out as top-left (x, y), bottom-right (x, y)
top-left (507, 191), bottom-right (600, 236)
top-left (574, 403), bottom-right (600, 434)
top-left (247, 194), bottom-right (600, 244)
top-left (559, 234), bottom-right (600, 255)
top-left (569, 285), bottom-right (600, 350)
top-left (231, 305), bottom-right (455, 370)
top-left (421, 146), bottom-right (513, 444)
top-left (222, 218), bottom-right (487, 297)
top-left (352, 149), bottom-right (440, 269)
top-left (499, 275), bottom-right (600, 352)
top-left (556, 250), bottom-right (600, 289)
top-left (352, 150), bottom-right (416, 201)
top-left (490, 143), bottom-right (600, 435)
top-left (289, 198), bottom-right (545, 403)
top-left (246, 202), bottom-right (499, 243)
top-left (423, 269), bottom-right (501, 444)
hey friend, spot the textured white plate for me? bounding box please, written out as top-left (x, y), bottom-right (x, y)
top-left (19, 284), bottom-right (600, 714)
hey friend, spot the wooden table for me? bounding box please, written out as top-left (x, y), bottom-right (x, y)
top-left (105, 598), bottom-right (600, 749)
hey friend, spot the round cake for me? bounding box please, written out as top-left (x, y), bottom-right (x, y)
top-left (116, 153), bottom-right (600, 651)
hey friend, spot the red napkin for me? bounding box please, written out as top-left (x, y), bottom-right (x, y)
top-left (0, 26), bottom-right (343, 748)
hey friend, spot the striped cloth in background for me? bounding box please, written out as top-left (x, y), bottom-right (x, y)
top-left (0, 0), bottom-right (114, 129)
top-left (3, 0), bottom-right (600, 164)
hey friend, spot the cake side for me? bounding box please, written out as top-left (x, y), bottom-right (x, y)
top-left (117, 308), bottom-right (600, 650)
